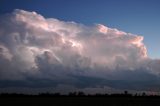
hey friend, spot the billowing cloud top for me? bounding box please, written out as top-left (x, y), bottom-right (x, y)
top-left (0, 9), bottom-right (160, 93)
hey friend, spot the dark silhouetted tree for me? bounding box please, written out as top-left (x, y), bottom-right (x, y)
top-left (124, 91), bottom-right (128, 95)
top-left (68, 92), bottom-right (77, 96)
top-left (77, 91), bottom-right (85, 96)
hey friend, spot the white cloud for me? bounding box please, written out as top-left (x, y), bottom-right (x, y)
top-left (0, 9), bottom-right (160, 92)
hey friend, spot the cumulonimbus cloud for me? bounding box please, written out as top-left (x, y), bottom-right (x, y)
top-left (0, 9), bottom-right (160, 93)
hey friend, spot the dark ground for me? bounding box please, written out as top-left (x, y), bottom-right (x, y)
top-left (1, 96), bottom-right (160, 106)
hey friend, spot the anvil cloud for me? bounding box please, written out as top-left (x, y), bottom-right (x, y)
top-left (0, 9), bottom-right (160, 93)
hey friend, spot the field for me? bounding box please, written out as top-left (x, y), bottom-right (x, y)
top-left (1, 96), bottom-right (160, 106)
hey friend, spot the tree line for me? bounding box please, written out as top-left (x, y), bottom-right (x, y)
top-left (0, 91), bottom-right (159, 97)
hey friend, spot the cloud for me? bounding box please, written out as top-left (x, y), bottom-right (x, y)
top-left (0, 9), bottom-right (160, 93)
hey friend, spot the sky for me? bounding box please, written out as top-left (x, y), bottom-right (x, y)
top-left (0, 0), bottom-right (159, 58)
top-left (0, 0), bottom-right (160, 94)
